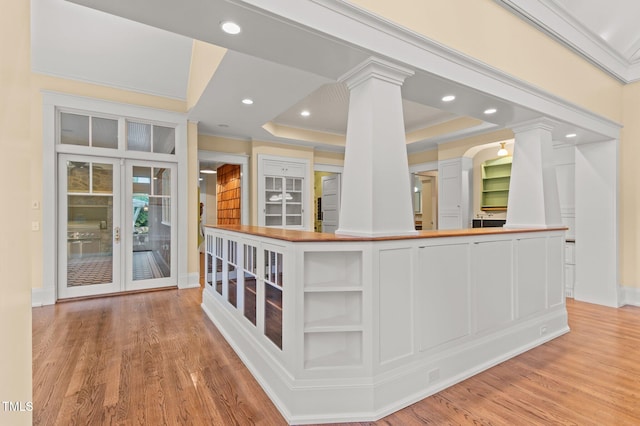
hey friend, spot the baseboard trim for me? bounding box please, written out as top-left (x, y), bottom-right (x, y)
top-left (179, 272), bottom-right (201, 289)
top-left (32, 287), bottom-right (55, 307)
top-left (621, 286), bottom-right (640, 307)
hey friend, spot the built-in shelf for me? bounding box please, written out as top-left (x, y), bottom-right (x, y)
top-left (303, 251), bottom-right (363, 369)
top-left (304, 251), bottom-right (362, 288)
top-left (304, 291), bottom-right (361, 328)
top-left (481, 157), bottom-right (512, 211)
top-left (303, 332), bottom-right (362, 369)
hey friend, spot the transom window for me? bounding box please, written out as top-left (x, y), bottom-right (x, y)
top-left (127, 121), bottom-right (175, 154)
top-left (60, 112), bottom-right (118, 149)
top-left (58, 111), bottom-right (176, 155)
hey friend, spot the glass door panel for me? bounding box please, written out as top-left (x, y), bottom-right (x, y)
top-left (58, 156), bottom-right (121, 299)
top-left (263, 175), bottom-right (304, 229)
top-left (58, 156), bottom-right (178, 298)
top-left (265, 176), bottom-right (283, 226)
top-left (127, 161), bottom-right (176, 290)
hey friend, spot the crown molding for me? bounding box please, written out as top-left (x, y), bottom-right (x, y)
top-left (495, 0), bottom-right (639, 84)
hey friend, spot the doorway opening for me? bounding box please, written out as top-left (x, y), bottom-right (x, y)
top-left (412, 171), bottom-right (438, 230)
top-left (314, 171), bottom-right (341, 233)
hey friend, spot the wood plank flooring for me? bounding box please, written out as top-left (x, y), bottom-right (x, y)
top-left (33, 292), bottom-right (640, 425)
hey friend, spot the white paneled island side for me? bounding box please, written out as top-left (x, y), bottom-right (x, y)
top-left (202, 225), bottom-right (568, 424)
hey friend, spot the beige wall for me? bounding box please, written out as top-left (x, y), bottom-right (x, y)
top-left (620, 81), bottom-right (640, 288)
top-left (204, 174), bottom-right (218, 226)
top-left (408, 148), bottom-right (438, 166)
top-left (1, 1), bottom-right (32, 424)
top-left (314, 150), bottom-right (345, 167)
top-left (187, 121), bottom-right (200, 275)
top-left (198, 134), bottom-right (252, 155)
top-left (187, 41), bottom-right (226, 110)
top-left (438, 129), bottom-right (515, 160)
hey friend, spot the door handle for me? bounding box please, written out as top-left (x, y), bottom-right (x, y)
top-left (114, 226), bottom-right (120, 243)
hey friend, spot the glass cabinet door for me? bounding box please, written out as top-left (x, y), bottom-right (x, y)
top-left (265, 176), bottom-right (283, 226)
top-left (264, 248), bottom-right (283, 349)
top-left (285, 177), bottom-right (303, 226)
top-left (263, 176), bottom-right (304, 228)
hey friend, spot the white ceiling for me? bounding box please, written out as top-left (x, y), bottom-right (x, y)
top-left (32, 0), bottom-right (193, 99)
top-left (31, 0), bottom-right (630, 153)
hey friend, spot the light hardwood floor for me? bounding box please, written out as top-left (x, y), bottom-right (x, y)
top-left (33, 290), bottom-right (640, 425)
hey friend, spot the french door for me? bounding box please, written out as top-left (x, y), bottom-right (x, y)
top-left (58, 154), bottom-right (177, 298)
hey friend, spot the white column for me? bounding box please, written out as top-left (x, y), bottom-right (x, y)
top-left (575, 140), bottom-right (620, 307)
top-left (336, 57), bottom-right (417, 237)
top-left (506, 119), bottom-right (562, 228)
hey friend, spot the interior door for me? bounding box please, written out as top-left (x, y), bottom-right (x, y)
top-left (125, 160), bottom-right (177, 291)
top-left (321, 173), bottom-right (340, 233)
top-left (58, 155), bottom-right (121, 299)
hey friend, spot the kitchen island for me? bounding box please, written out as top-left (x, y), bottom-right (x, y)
top-left (202, 224), bottom-right (568, 424)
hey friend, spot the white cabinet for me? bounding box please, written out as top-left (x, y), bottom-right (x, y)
top-left (258, 156), bottom-right (309, 229)
top-left (202, 225), bottom-right (567, 424)
top-left (264, 176), bottom-right (304, 227)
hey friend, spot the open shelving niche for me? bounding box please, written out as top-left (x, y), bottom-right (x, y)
top-left (302, 250), bottom-right (363, 369)
top-left (481, 156), bottom-right (512, 211)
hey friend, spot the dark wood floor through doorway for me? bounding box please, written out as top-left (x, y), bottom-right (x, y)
top-left (33, 289), bottom-right (640, 425)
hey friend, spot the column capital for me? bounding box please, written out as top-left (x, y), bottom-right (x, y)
top-left (511, 117), bottom-right (560, 134)
top-left (338, 56), bottom-right (414, 90)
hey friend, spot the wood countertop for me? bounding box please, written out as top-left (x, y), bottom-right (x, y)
top-left (205, 224), bottom-right (567, 243)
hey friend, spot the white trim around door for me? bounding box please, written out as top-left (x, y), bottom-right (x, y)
top-left (38, 92), bottom-right (188, 306)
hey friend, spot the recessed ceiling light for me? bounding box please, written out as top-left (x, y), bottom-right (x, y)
top-left (221, 21), bottom-right (241, 35)
top-left (242, 98), bottom-right (254, 105)
top-left (566, 133), bottom-right (577, 138)
top-left (217, 124), bottom-right (229, 128)
top-left (484, 108), bottom-right (497, 115)
top-left (200, 169), bottom-right (217, 174)
top-left (300, 110), bottom-right (311, 117)
top-left (442, 95), bottom-right (456, 102)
